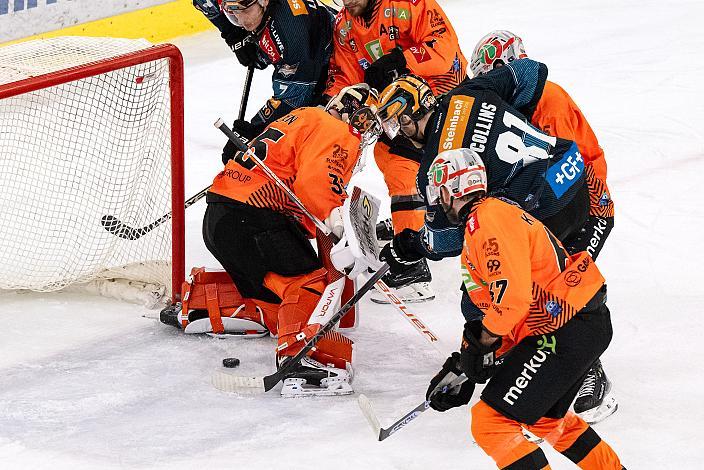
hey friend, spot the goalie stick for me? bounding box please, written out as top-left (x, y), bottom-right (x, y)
top-left (211, 263), bottom-right (389, 393)
top-left (357, 375), bottom-right (467, 441)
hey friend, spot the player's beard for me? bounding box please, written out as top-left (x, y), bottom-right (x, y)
top-left (344, 0), bottom-right (371, 17)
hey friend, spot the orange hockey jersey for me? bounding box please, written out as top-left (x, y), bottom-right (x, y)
top-left (461, 197), bottom-right (605, 344)
top-left (326, 0), bottom-right (467, 97)
top-left (209, 107), bottom-right (362, 235)
top-left (533, 81), bottom-right (614, 217)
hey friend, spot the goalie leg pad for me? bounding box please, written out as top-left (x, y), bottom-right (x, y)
top-left (264, 268), bottom-right (327, 356)
top-left (266, 269), bottom-right (354, 368)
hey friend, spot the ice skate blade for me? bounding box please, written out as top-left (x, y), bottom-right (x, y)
top-left (280, 377), bottom-right (354, 397)
top-left (370, 283), bottom-right (435, 304)
top-left (370, 293), bottom-right (435, 304)
top-left (205, 330), bottom-right (269, 339)
top-left (211, 371), bottom-right (265, 393)
top-left (577, 395), bottom-right (618, 424)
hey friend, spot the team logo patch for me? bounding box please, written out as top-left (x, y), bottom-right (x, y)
top-left (537, 335), bottom-right (557, 353)
top-left (365, 39), bottom-right (384, 61)
top-left (409, 45), bottom-right (430, 63)
top-left (564, 271), bottom-right (581, 287)
top-left (461, 265), bottom-right (481, 293)
top-left (468, 214), bottom-right (479, 234)
top-left (547, 143), bottom-right (584, 198)
top-left (278, 63), bottom-right (299, 77)
top-left (427, 8), bottom-right (444, 28)
top-left (545, 301), bottom-right (562, 318)
top-left (439, 95), bottom-right (474, 151)
top-left (261, 99), bottom-right (281, 119)
top-left (599, 191), bottom-right (611, 206)
top-left (383, 7), bottom-right (410, 19)
top-left (358, 58), bottom-right (371, 70)
top-left (452, 55), bottom-right (460, 72)
top-left (259, 28), bottom-right (282, 63)
top-left (337, 20), bottom-right (352, 47)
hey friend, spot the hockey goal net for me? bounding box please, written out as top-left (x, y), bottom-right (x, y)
top-left (0, 37), bottom-right (184, 306)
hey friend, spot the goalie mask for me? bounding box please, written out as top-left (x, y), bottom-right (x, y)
top-left (326, 83), bottom-right (382, 149)
top-left (470, 30), bottom-right (528, 77)
top-left (425, 148), bottom-right (487, 206)
top-left (376, 74), bottom-right (437, 140)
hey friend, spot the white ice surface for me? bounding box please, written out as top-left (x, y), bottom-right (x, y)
top-left (2, 0), bottom-right (704, 468)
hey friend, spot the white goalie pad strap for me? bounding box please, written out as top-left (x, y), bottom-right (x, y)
top-left (184, 316), bottom-right (268, 334)
top-left (183, 303), bottom-right (267, 335)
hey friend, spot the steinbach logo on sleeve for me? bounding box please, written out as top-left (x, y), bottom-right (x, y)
top-left (287, 0), bottom-right (309, 16)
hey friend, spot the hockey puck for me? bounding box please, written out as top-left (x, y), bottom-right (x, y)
top-left (222, 357), bottom-right (240, 368)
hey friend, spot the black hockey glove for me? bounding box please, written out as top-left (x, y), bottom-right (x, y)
top-left (364, 47), bottom-right (409, 92)
top-left (426, 352), bottom-right (475, 412)
top-left (222, 26), bottom-right (267, 70)
top-left (221, 120), bottom-right (260, 164)
top-left (459, 321), bottom-right (502, 384)
top-left (379, 228), bottom-right (424, 272)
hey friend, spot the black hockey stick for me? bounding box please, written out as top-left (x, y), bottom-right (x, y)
top-left (100, 187), bottom-right (210, 240)
top-left (101, 67), bottom-right (255, 241)
top-left (239, 65), bottom-right (254, 120)
top-left (357, 375), bottom-right (467, 441)
top-left (211, 262), bottom-right (390, 393)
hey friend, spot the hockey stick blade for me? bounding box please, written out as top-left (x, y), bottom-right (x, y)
top-left (101, 186), bottom-right (210, 241)
top-left (358, 394), bottom-right (429, 441)
top-left (358, 376), bottom-right (468, 441)
top-left (211, 372), bottom-right (265, 393)
top-left (212, 264), bottom-right (390, 394)
top-left (100, 214), bottom-right (167, 241)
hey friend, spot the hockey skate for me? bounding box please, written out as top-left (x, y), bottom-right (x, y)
top-left (573, 359), bottom-right (618, 424)
top-left (370, 257), bottom-right (435, 304)
top-left (279, 356), bottom-right (354, 398)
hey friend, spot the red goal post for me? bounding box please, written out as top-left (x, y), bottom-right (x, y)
top-left (0, 37), bottom-right (185, 305)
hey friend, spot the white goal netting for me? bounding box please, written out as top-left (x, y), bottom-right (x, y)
top-left (0, 37), bottom-right (181, 305)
